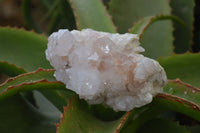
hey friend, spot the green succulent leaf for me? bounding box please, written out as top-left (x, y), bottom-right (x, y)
top-left (109, 0), bottom-right (172, 33)
top-left (155, 79), bottom-right (200, 122)
top-left (56, 97), bottom-right (130, 133)
top-left (170, 0), bottom-right (195, 53)
top-left (0, 69), bottom-right (60, 99)
top-left (0, 69), bottom-right (76, 111)
top-left (158, 53), bottom-right (200, 87)
top-left (0, 61), bottom-right (26, 76)
top-left (0, 27), bottom-right (52, 76)
top-left (22, 0), bottom-right (76, 34)
top-left (0, 95), bottom-right (58, 133)
top-left (164, 79), bottom-right (200, 106)
top-left (129, 15), bottom-right (184, 38)
top-left (69, 0), bottom-right (116, 32)
top-left (109, 0), bottom-right (173, 59)
top-left (90, 104), bottom-right (125, 121)
top-left (120, 101), bottom-right (165, 133)
top-left (136, 118), bottom-right (189, 133)
top-left (22, 0), bottom-right (40, 32)
top-left (120, 79), bottom-right (200, 132)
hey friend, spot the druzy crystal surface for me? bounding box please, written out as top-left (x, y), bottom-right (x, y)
top-left (46, 29), bottom-right (167, 111)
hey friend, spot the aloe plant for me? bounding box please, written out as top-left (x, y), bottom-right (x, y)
top-left (0, 0), bottom-right (199, 132)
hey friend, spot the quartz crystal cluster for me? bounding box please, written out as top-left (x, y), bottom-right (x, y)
top-left (46, 29), bottom-right (167, 111)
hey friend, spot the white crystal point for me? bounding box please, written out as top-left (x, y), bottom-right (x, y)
top-left (46, 29), bottom-right (167, 112)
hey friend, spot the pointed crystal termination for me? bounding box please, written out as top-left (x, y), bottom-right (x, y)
top-left (46, 29), bottom-right (167, 111)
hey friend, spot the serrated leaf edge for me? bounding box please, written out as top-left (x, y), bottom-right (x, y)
top-left (169, 79), bottom-right (200, 93)
top-left (0, 79), bottom-right (64, 95)
top-left (128, 14), bottom-right (185, 39)
top-left (0, 61), bottom-right (27, 73)
top-left (0, 68), bottom-right (55, 88)
top-left (157, 51), bottom-right (200, 61)
top-left (55, 97), bottom-right (73, 133)
top-left (156, 93), bottom-right (200, 111)
top-left (55, 96), bottom-right (131, 133)
top-left (0, 26), bottom-right (47, 37)
top-left (115, 111), bottom-right (131, 133)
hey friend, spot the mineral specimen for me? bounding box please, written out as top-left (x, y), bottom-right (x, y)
top-left (46, 29), bottom-right (167, 111)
